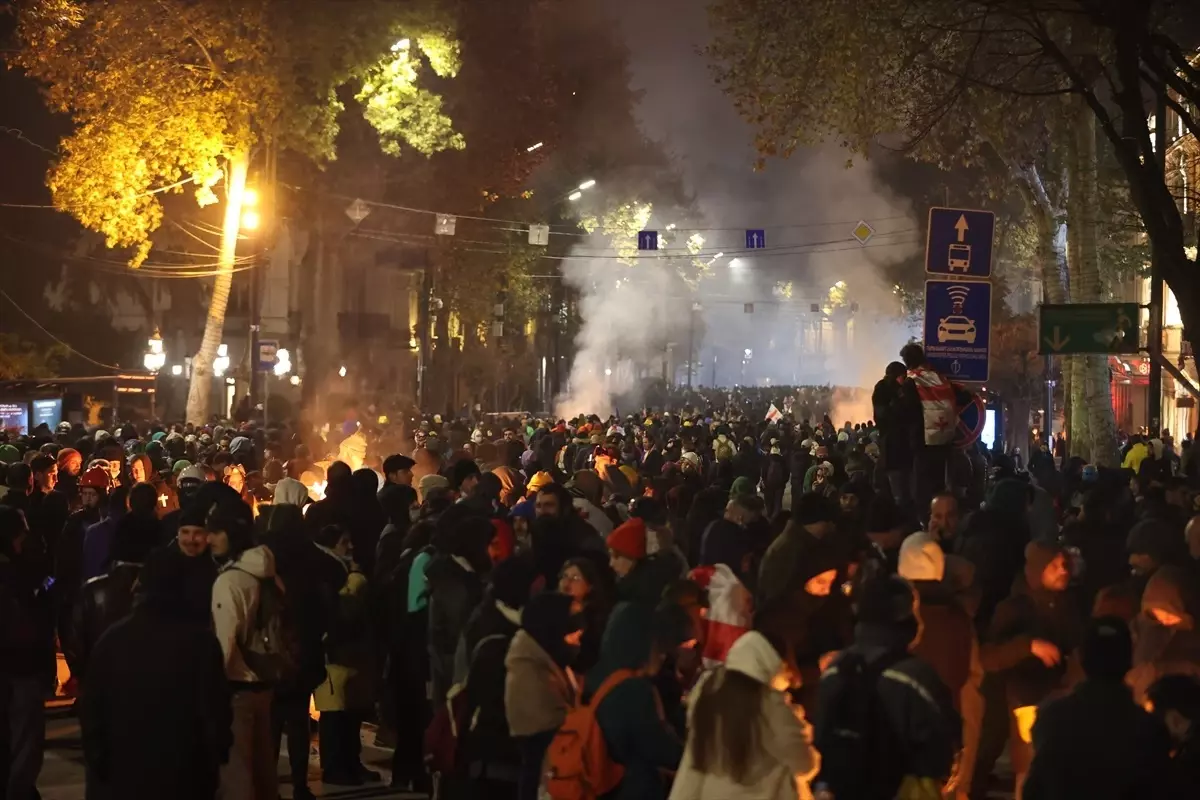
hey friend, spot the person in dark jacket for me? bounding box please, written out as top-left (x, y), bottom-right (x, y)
top-left (606, 517), bottom-right (678, 607)
top-left (557, 556), bottom-right (611, 673)
top-left (454, 555), bottom-right (537, 685)
top-left (529, 484), bottom-right (607, 588)
top-left (813, 574), bottom-right (960, 797)
top-left (1146, 674), bottom-right (1200, 796)
top-left (261, 503), bottom-right (346, 800)
top-left (54, 465), bottom-right (110, 667)
top-left (1094, 516), bottom-right (1189, 621)
top-left (977, 540), bottom-right (1082, 798)
top-left (872, 361), bottom-right (912, 510)
top-left (63, 493), bottom-right (160, 686)
top-left (1126, 565), bottom-right (1200, 706)
top-left (79, 546), bottom-right (232, 800)
top-left (584, 602), bottom-right (683, 800)
top-left (0, 504), bottom-right (55, 800)
top-left (1023, 617), bottom-right (1173, 800)
top-left (959, 478), bottom-right (1033, 631)
top-left (80, 485), bottom-right (130, 582)
top-left (427, 514), bottom-right (495, 704)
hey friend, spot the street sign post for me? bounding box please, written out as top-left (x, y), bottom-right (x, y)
top-left (923, 280), bottom-right (991, 382)
top-left (925, 207), bottom-right (996, 279)
top-left (1037, 303), bottom-right (1140, 355)
top-left (637, 230), bottom-right (658, 251)
top-left (745, 229), bottom-right (765, 249)
top-left (528, 224), bottom-right (550, 246)
top-left (256, 339), bottom-right (279, 373)
top-left (852, 220), bottom-right (874, 244)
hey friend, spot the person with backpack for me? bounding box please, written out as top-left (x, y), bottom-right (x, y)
top-left (813, 575), bottom-right (960, 800)
top-left (506, 592), bottom-right (581, 800)
top-left (669, 629), bottom-right (820, 800)
top-left (313, 523), bottom-right (381, 786)
top-left (209, 486), bottom-right (288, 800)
top-left (79, 547), bottom-right (232, 800)
top-left (545, 602), bottom-right (683, 800)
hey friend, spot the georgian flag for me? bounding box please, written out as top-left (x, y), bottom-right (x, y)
top-left (765, 403), bottom-right (783, 423)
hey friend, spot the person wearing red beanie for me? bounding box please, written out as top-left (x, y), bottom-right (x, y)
top-left (606, 517), bottom-right (647, 576)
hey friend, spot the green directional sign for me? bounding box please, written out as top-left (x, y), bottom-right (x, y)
top-left (1038, 302), bottom-right (1140, 355)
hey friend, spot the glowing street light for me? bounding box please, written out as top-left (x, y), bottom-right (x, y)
top-left (241, 209), bottom-right (261, 230)
top-left (170, 364), bottom-right (183, 377)
top-left (526, 142), bottom-right (544, 153)
top-left (143, 328), bottom-right (166, 373)
top-left (567, 191), bottom-right (583, 202)
top-left (578, 179), bottom-right (596, 191)
top-left (213, 343), bottom-right (230, 377)
top-left (273, 348), bottom-right (292, 377)
top-left (338, 365), bottom-right (347, 378)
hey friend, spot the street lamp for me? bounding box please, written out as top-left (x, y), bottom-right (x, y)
top-left (143, 328), bottom-right (166, 373)
top-left (567, 179), bottom-right (597, 202)
top-left (170, 364), bottom-right (183, 377)
top-left (213, 343), bottom-right (230, 377)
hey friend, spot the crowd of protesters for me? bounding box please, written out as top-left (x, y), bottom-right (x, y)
top-left (1, 341), bottom-right (1199, 800)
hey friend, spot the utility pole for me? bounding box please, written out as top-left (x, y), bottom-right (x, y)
top-left (248, 139), bottom-right (277, 421)
top-left (1149, 86), bottom-right (1167, 435)
top-left (687, 302), bottom-right (700, 389)
top-left (417, 253), bottom-right (433, 409)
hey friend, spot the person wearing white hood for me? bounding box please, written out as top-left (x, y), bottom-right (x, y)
top-left (669, 630), bottom-right (820, 800)
top-left (208, 490), bottom-right (282, 800)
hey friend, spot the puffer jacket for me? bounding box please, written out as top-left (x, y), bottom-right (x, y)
top-left (426, 553), bottom-right (484, 704)
top-left (63, 560), bottom-right (142, 682)
top-left (669, 631), bottom-right (819, 800)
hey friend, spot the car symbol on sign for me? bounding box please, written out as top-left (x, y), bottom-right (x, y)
top-left (937, 315), bottom-right (976, 344)
top-left (947, 243), bottom-right (972, 272)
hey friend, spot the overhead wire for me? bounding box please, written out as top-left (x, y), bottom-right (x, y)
top-left (0, 287), bottom-right (123, 371)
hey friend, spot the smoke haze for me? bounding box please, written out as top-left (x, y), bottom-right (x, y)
top-left (557, 0), bottom-right (921, 414)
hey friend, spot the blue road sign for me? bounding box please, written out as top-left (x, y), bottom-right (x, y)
top-left (925, 207), bottom-right (995, 278)
top-left (745, 229), bottom-right (765, 249)
top-left (637, 230), bottom-right (658, 251)
top-left (256, 339), bottom-right (279, 373)
top-left (923, 280), bottom-right (991, 382)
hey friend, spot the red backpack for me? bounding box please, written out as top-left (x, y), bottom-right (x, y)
top-left (544, 668), bottom-right (637, 800)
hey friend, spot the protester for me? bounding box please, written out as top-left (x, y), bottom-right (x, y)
top-left (1126, 565), bottom-right (1200, 705)
top-left (1023, 617), bottom-right (1173, 799)
top-left (78, 547), bottom-right (231, 800)
top-left (1146, 674), bottom-right (1200, 794)
top-left (670, 629), bottom-right (820, 800)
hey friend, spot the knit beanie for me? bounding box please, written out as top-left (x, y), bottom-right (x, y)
top-left (606, 517), bottom-right (647, 560)
top-left (898, 532), bottom-right (946, 583)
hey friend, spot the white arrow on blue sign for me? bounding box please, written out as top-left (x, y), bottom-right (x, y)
top-left (745, 229), bottom-right (765, 249)
top-left (256, 339), bottom-right (279, 373)
top-left (637, 230), bottom-right (658, 251)
top-left (925, 207), bottom-right (995, 279)
top-left (923, 280), bottom-right (991, 382)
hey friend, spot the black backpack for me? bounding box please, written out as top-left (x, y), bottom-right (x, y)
top-left (815, 651), bottom-right (909, 800)
top-left (237, 573), bottom-right (302, 687)
top-left (381, 544), bottom-right (434, 652)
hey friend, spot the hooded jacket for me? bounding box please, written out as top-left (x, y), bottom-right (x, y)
top-left (504, 628), bottom-right (576, 736)
top-left (63, 560), bottom-right (143, 682)
top-left (585, 603), bottom-right (683, 800)
top-left (669, 631), bottom-right (819, 800)
top-left (425, 552), bottom-right (484, 704)
top-left (273, 477), bottom-right (309, 508)
top-left (211, 545), bottom-right (278, 683)
top-left (980, 542), bottom-right (1082, 709)
top-left (1126, 566), bottom-right (1200, 705)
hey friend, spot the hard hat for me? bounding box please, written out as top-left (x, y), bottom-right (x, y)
top-left (78, 466), bottom-right (112, 490)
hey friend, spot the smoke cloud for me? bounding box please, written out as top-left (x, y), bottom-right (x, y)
top-left (554, 0), bottom-right (921, 415)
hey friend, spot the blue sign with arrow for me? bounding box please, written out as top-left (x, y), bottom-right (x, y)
top-left (925, 207), bottom-right (995, 279)
top-left (637, 230), bottom-right (658, 251)
top-left (923, 279), bottom-right (991, 382)
top-left (745, 229), bottom-right (765, 249)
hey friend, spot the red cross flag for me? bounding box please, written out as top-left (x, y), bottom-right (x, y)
top-left (765, 404), bottom-right (783, 423)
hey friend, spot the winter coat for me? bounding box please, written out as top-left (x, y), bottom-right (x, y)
top-left (211, 544), bottom-right (277, 682)
top-left (79, 604), bottom-right (232, 800)
top-left (616, 553), bottom-right (682, 607)
top-left (504, 629), bottom-right (576, 736)
top-left (669, 631), bottom-right (819, 800)
top-left (586, 603), bottom-right (684, 800)
top-left (1126, 566), bottom-right (1200, 705)
top-left (1022, 679), bottom-right (1173, 800)
top-left (454, 598), bottom-right (523, 686)
top-left (814, 623), bottom-right (960, 786)
top-left (909, 580), bottom-right (974, 711)
top-left (314, 565), bottom-right (375, 712)
top-left (871, 376), bottom-right (911, 470)
top-left (63, 561), bottom-right (142, 682)
top-left (959, 485), bottom-right (1032, 630)
top-left (426, 552), bottom-right (484, 703)
top-left (980, 550), bottom-right (1083, 711)
top-left (459, 624), bottom-right (521, 782)
top-left (81, 515), bottom-right (121, 582)
top-left (54, 506), bottom-right (101, 638)
top-left (0, 552), bottom-right (56, 679)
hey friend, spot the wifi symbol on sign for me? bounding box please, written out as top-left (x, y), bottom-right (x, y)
top-left (946, 284), bottom-right (970, 314)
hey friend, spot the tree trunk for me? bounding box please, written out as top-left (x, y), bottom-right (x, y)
top-left (1015, 163), bottom-right (1067, 304)
top-left (186, 148), bottom-right (250, 424)
top-left (1069, 92), bottom-right (1121, 466)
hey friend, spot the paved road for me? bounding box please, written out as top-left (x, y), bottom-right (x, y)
top-left (39, 705), bottom-right (1015, 800)
top-left (39, 707), bottom-right (421, 800)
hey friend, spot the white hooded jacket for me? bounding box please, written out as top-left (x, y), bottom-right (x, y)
top-left (670, 631), bottom-right (820, 800)
top-left (211, 545), bottom-right (278, 683)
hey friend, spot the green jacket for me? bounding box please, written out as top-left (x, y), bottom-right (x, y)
top-left (584, 604), bottom-right (682, 800)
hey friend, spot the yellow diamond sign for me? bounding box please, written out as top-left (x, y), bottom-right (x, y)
top-left (852, 220), bottom-right (875, 244)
